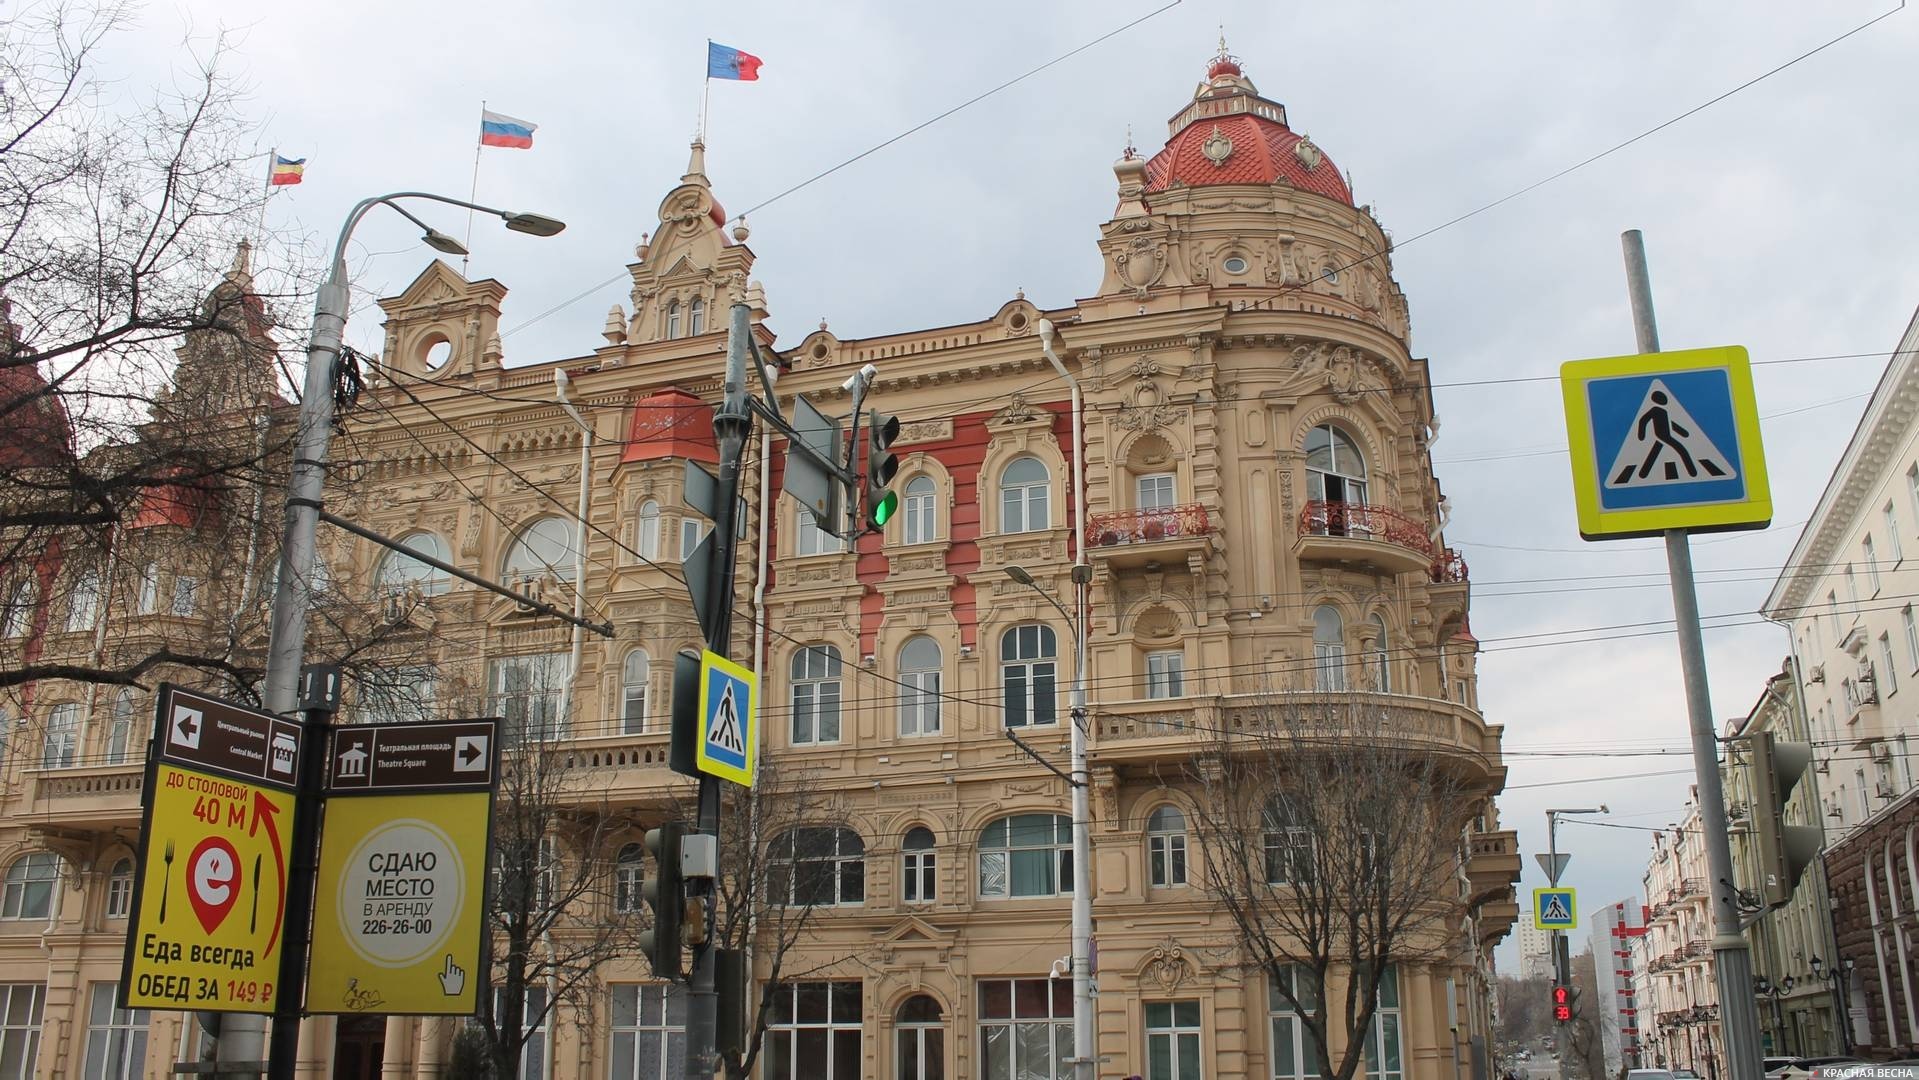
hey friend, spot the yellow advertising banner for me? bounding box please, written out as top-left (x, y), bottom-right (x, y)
top-left (307, 791), bottom-right (491, 1015)
top-left (121, 763), bottom-right (298, 1011)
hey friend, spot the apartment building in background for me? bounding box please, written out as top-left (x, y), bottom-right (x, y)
top-left (1588, 899), bottom-right (1647, 1075)
top-left (1516, 921), bottom-right (1556, 982)
top-left (0, 48), bottom-right (1521, 1079)
top-left (1633, 791), bottom-right (1722, 1076)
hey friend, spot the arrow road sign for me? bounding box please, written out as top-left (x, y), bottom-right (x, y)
top-left (325, 720), bottom-right (499, 794)
top-left (1535, 852), bottom-right (1571, 885)
top-left (453, 735), bottom-right (488, 772)
top-left (155, 685), bottom-right (302, 791)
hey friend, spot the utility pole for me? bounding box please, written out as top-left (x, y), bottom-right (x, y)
top-left (683, 298), bottom-right (755, 1077)
top-left (1621, 229), bottom-right (1767, 1080)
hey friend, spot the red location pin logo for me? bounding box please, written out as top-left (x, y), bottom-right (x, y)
top-left (187, 836), bottom-right (241, 935)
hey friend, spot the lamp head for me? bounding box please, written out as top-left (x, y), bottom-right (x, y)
top-left (423, 228), bottom-right (469, 256)
top-left (502, 211), bottom-right (567, 237)
top-left (1004, 565), bottom-right (1036, 586)
top-left (1810, 955), bottom-right (1824, 975)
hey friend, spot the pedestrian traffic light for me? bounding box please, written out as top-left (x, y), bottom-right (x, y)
top-left (1749, 731), bottom-right (1820, 908)
top-left (1552, 984), bottom-right (1572, 1022)
top-left (862, 408), bottom-right (902, 531)
top-left (638, 822), bottom-right (686, 980)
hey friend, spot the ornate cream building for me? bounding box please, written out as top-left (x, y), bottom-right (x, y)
top-left (1633, 791), bottom-right (1723, 1075)
top-left (0, 49), bottom-right (1519, 1079)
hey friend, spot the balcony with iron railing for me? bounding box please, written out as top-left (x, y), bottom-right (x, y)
top-left (1296, 501), bottom-right (1436, 577)
top-left (1085, 504), bottom-right (1215, 569)
top-left (1431, 548), bottom-right (1469, 585)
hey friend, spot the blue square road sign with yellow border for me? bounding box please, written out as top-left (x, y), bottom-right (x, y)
top-left (1560, 345), bottom-right (1770, 540)
top-left (1533, 886), bottom-right (1577, 931)
top-left (696, 649), bottom-right (757, 788)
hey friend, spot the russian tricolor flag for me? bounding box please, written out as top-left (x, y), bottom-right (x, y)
top-left (480, 110), bottom-right (537, 149)
top-left (707, 41), bottom-right (763, 81)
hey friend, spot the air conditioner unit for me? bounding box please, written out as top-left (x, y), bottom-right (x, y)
top-left (1871, 743), bottom-right (1894, 763)
top-left (1809, 664), bottom-right (1826, 684)
top-left (1877, 782), bottom-right (1899, 799)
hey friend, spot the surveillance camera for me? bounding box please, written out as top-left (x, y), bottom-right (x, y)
top-left (859, 362), bottom-right (879, 382)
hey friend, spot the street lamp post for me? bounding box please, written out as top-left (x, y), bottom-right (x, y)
top-left (1035, 317), bottom-right (1095, 1080)
top-left (1754, 976), bottom-right (1794, 1056)
top-left (1809, 955), bottom-right (1855, 1054)
top-left (239, 192), bottom-right (563, 1079)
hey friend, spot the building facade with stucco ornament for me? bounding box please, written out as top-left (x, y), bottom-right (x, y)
top-left (0, 46), bottom-right (1517, 1080)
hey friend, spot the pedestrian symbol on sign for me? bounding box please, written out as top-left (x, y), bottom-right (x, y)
top-left (1606, 379), bottom-right (1732, 488)
top-left (1541, 893), bottom-right (1570, 922)
top-left (695, 649), bottom-right (757, 788)
top-left (709, 682), bottom-right (743, 755)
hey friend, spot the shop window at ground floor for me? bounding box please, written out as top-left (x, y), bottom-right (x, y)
top-left (82, 982), bottom-right (148, 1080)
top-left (763, 981), bottom-right (861, 1080)
top-left (0, 983), bottom-right (44, 1080)
top-left (489, 986), bottom-right (548, 1080)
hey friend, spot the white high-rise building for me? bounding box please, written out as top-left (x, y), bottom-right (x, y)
top-left (1589, 898), bottom-right (1648, 1075)
top-left (1517, 919), bottom-right (1556, 980)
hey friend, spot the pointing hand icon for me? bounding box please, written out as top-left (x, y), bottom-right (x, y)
top-left (438, 955), bottom-right (465, 996)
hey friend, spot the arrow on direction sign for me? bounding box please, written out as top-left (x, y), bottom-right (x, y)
top-left (1535, 852), bottom-right (1571, 885)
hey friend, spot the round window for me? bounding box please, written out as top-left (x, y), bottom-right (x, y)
top-left (1010, 312), bottom-right (1028, 330)
top-left (1223, 256), bottom-right (1248, 275)
top-left (421, 338), bottom-right (453, 371)
top-left (1321, 266), bottom-right (1341, 285)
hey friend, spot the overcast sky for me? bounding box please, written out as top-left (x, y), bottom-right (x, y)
top-left (98, 0), bottom-right (1919, 970)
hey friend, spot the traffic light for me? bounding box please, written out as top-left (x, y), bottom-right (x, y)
top-left (1552, 984), bottom-right (1572, 1022)
top-left (861, 409), bottom-right (902, 531)
top-left (1749, 731), bottom-right (1821, 908)
top-left (638, 823), bottom-right (686, 980)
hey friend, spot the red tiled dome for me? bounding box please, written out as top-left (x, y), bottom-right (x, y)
top-left (1142, 55), bottom-right (1352, 205)
top-left (0, 355), bottom-right (75, 470)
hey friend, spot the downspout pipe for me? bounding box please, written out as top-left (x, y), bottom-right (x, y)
top-left (551, 368), bottom-right (592, 1080)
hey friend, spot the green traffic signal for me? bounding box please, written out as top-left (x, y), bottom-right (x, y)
top-left (863, 409), bottom-right (902, 532)
top-left (871, 489), bottom-right (900, 526)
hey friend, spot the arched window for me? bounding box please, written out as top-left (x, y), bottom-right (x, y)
top-left (613, 843), bottom-right (644, 914)
top-left (769, 827), bottom-right (865, 906)
top-left (65, 567), bottom-right (101, 632)
top-left (1305, 424), bottom-right (1368, 506)
top-left (503, 517), bottom-right (578, 587)
top-left (1147, 806), bottom-right (1188, 888)
top-left (796, 508), bottom-right (843, 557)
top-left (107, 689), bottom-right (136, 764)
top-left (1, 578), bottom-right (36, 638)
top-left (1370, 613), bottom-right (1391, 693)
top-left (978, 813), bottom-right (1072, 898)
top-left (665, 301), bottom-right (682, 339)
top-left (106, 858), bottom-right (133, 919)
top-left (2, 853), bottom-right (61, 919)
top-left (896, 994), bottom-right (945, 1079)
top-left (898, 636), bottom-right (942, 737)
top-left (902, 827), bottom-right (937, 904)
top-left (903, 476), bottom-right (937, 545)
top-left (621, 649), bottom-right (650, 734)
top-left (43, 702), bottom-right (80, 769)
top-left (999, 457), bottom-right (1051, 534)
top-left (1263, 800), bottom-right (1314, 885)
top-left (1002, 625), bottom-right (1057, 728)
top-left (790, 646), bottom-right (842, 745)
top-left (689, 298), bottom-right (706, 336)
top-left (376, 531), bottom-right (452, 597)
top-left (1312, 606), bottom-right (1346, 692)
top-left (636, 500), bottom-right (661, 560)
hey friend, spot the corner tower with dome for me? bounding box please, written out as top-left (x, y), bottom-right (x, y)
top-left (0, 46), bottom-right (1515, 1080)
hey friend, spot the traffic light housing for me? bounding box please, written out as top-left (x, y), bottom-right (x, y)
top-left (1552, 984), bottom-right (1572, 1022)
top-left (638, 823), bottom-right (686, 981)
top-left (1749, 731), bottom-right (1821, 908)
top-left (862, 409), bottom-right (901, 531)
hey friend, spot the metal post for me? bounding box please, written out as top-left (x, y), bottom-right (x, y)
top-left (268, 668), bottom-right (337, 1080)
top-left (685, 299), bottom-right (753, 1078)
top-left (1622, 229), bottom-right (1766, 1080)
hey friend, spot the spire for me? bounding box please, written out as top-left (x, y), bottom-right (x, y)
top-left (683, 137), bottom-right (710, 186)
top-left (1207, 29), bottom-right (1244, 80)
top-left (224, 238), bottom-right (254, 290)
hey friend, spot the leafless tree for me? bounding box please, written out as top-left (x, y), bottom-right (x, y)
top-left (1190, 693), bottom-right (1490, 1080)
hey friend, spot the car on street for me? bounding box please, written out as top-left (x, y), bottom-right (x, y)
top-left (1626, 1070), bottom-right (1677, 1080)
top-left (1766, 1056), bottom-right (1871, 1080)
top-left (1765, 1060), bottom-right (1797, 1075)
top-left (1673, 1070), bottom-right (1702, 1079)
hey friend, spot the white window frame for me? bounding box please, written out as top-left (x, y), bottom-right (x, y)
top-left (689, 298), bottom-right (705, 336)
top-left (66, 569), bottom-right (100, 632)
top-left (1882, 635), bottom-right (1900, 697)
top-left (1304, 424), bottom-right (1369, 506)
top-left (679, 518), bottom-right (706, 559)
top-left (1147, 806), bottom-right (1187, 888)
top-left (107, 689), bottom-right (135, 764)
top-left (1312, 606), bottom-right (1345, 692)
top-left (83, 982), bottom-right (147, 1080)
top-left (622, 649), bottom-right (650, 735)
top-left (135, 563), bottom-right (158, 616)
top-left (43, 703), bottom-right (80, 770)
top-left (903, 476), bottom-right (937, 545)
top-left (376, 531), bottom-right (452, 597)
top-left (1888, 504), bottom-right (1905, 564)
top-left (898, 636), bottom-right (942, 737)
top-left (1904, 606), bottom-right (1919, 672)
top-left (1, 579), bottom-right (35, 638)
top-left (1269, 965), bottom-right (1325, 1080)
top-left (106, 860), bottom-right (133, 920)
top-left (503, 517), bottom-right (579, 589)
top-left (902, 827), bottom-right (937, 904)
top-left (665, 302), bottom-right (682, 339)
top-left (1263, 803), bottom-right (1314, 886)
top-left (789, 646), bottom-right (842, 745)
top-left (609, 983), bottom-right (685, 1080)
top-left (636, 500), bottom-right (661, 560)
top-left (1364, 967), bottom-right (1404, 1080)
top-left (1001, 625), bottom-right (1058, 728)
top-left (795, 509), bottom-right (843, 557)
top-left (1866, 537), bottom-right (1882, 595)
top-left (1144, 999), bottom-right (1203, 1080)
top-left (614, 843), bottom-right (644, 915)
top-left (1145, 651), bottom-right (1185, 700)
top-left (489, 653), bottom-right (569, 743)
top-left (0, 984), bottom-right (45, 1078)
top-left (978, 978), bottom-right (1070, 1080)
top-left (762, 981), bottom-right (862, 1080)
top-left (1370, 613), bottom-right (1392, 693)
top-left (999, 457), bottom-right (1051, 534)
top-left (1137, 472), bottom-right (1177, 511)
top-left (1, 855), bottom-right (60, 920)
top-left (978, 814), bottom-right (1072, 899)
top-left (1846, 567), bottom-right (1860, 616)
top-left (1908, 464), bottom-right (1919, 531)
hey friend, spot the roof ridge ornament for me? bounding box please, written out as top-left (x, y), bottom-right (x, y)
top-left (1201, 124), bottom-right (1234, 167)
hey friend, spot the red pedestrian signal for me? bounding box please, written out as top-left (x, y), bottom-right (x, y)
top-left (1552, 984), bottom-right (1572, 1022)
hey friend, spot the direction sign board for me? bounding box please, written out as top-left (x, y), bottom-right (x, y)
top-left (1533, 886), bottom-right (1578, 931)
top-left (123, 686), bottom-right (299, 1013)
top-left (326, 720), bottom-right (497, 793)
top-left (307, 790), bottom-right (492, 1015)
top-left (1560, 345), bottom-right (1770, 539)
top-left (696, 649), bottom-right (757, 787)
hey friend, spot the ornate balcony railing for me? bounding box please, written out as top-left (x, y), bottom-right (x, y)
top-left (1087, 504), bottom-right (1211, 548)
top-left (1432, 548), bottom-right (1469, 584)
top-left (1298, 501), bottom-right (1435, 560)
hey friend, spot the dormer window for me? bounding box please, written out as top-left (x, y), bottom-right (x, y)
top-left (666, 302), bottom-right (682, 339)
top-left (690, 298), bottom-right (705, 335)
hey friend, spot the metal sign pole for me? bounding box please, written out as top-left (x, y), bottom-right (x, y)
top-left (268, 667), bottom-right (339, 1079)
top-left (1622, 229), bottom-right (1765, 1080)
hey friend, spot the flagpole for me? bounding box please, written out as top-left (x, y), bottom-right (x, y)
top-left (463, 101), bottom-right (484, 276)
top-left (701, 41), bottom-right (712, 141)
top-left (255, 147), bottom-right (276, 248)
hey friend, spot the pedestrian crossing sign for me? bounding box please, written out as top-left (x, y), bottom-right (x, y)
top-left (1561, 345), bottom-right (1770, 540)
top-left (696, 649), bottom-right (757, 788)
top-left (1533, 886), bottom-right (1577, 930)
